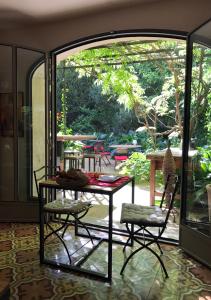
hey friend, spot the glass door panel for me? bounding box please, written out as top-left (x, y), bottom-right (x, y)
top-left (0, 46), bottom-right (45, 221)
top-left (0, 45), bottom-right (14, 203)
top-left (186, 43), bottom-right (211, 236)
top-left (180, 19), bottom-right (211, 267)
top-left (17, 48), bottom-right (45, 202)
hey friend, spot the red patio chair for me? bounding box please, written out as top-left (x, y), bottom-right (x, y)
top-left (94, 141), bottom-right (111, 166)
top-left (114, 148), bottom-right (129, 167)
top-left (82, 144), bottom-right (94, 153)
top-left (114, 155), bottom-right (128, 166)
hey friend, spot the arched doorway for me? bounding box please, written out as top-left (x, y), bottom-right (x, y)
top-left (51, 32), bottom-right (188, 244)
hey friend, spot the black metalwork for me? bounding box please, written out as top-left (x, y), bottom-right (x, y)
top-left (180, 36), bottom-right (193, 223)
top-left (52, 30), bottom-right (187, 56)
top-left (180, 18), bottom-right (211, 268)
top-left (39, 175), bottom-right (134, 282)
top-left (82, 154), bottom-right (101, 172)
top-left (120, 175), bottom-right (179, 278)
top-left (35, 166), bottom-right (93, 265)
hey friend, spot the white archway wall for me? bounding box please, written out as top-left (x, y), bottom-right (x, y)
top-left (32, 64), bottom-right (45, 197)
top-left (0, 0), bottom-right (210, 51)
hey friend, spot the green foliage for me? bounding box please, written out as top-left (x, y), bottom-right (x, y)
top-left (63, 40), bottom-right (188, 148)
top-left (190, 45), bottom-right (211, 145)
top-left (56, 39), bottom-right (211, 162)
top-left (120, 152), bottom-right (150, 183)
top-left (65, 141), bottom-right (84, 151)
top-left (197, 146), bottom-right (211, 179)
top-left (56, 67), bottom-right (140, 135)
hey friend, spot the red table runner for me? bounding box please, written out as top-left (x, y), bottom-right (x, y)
top-left (86, 173), bottom-right (130, 187)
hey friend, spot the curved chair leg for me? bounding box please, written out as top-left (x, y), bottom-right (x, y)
top-left (121, 234), bottom-right (168, 278)
top-left (120, 244), bottom-right (145, 275)
top-left (123, 223), bottom-right (134, 252)
top-left (61, 206), bottom-right (91, 238)
top-left (61, 215), bottom-right (71, 238)
top-left (46, 222), bottom-right (72, 264)
top-left (144, 227), bottom-right (163, 255)
top-left (123, 224), bottom-right (144, 253)
top-left (75, 216), bottom-right (94, 245)
top-left (143, 243), bottom-right (168, 278)
top-left (45, 214), bottom-right (69, 241)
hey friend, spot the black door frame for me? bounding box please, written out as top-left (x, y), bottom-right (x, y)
top-left (180, 18), bottom-right (211, 267)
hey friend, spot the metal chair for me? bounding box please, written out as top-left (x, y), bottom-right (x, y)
top-left (63, 150), bottom-right (83, 171)
top-left (93, 141), bottom-right (111, 166)
top-left (82, 153), bottom-right (101, 172)
top-left (34, 166), bottom-right (93, 265)
top-left (114, 148), bottom-right (129, 167)
top-left (120, 174), bottom-right (179, 278)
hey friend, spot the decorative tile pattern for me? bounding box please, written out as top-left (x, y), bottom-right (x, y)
top-left (0, 240), bottom-right (12, 252)
top-left (0, 223), bottom-right (210, 300)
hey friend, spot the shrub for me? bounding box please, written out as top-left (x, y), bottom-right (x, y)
top-left (120, 152), bottom-right (150, 183)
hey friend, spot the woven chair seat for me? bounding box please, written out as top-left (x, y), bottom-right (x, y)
top-left (44, 199), bottom-right (91, 214)
top-left (120, 203), bottom-right (166, 226)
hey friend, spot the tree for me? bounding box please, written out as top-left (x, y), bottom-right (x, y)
top-left (56, 64), bottom-right (139, 135)
top-left (58, 39), bottom-right (211, 148)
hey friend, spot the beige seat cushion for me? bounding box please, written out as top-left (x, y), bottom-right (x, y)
top-left (120, 203), bottom-right (166, 226)
top-left (44, 199), bottom-right (91, 214)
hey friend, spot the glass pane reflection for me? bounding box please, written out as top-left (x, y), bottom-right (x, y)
top-left (186, 43), bottom-right (211, 236)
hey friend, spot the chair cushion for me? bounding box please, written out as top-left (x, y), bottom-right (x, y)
top-left (114, 156), bottom-right (128, 161)
top-left (83, 145), bottom-right (93, 149)
top-left (120, 203), bottom-right (166, 226)
top-left (44, 199), bottom-right (91, 214)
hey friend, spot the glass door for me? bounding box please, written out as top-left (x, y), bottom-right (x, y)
top-left (180, 20), bottom-right (211, 267)
top-left (0, 46), bottom-right (45, 221)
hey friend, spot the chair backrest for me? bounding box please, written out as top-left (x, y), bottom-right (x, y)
top-left (94, 141), bottom-right (104, 153)
top-left (33, 165), bottom-right (60, 196)
top-left (64, 156), bottom-right (82, 171)
top-left (160, 174), bottom-right (180, 224)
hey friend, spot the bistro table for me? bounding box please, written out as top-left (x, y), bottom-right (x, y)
top-left (57, 134), bottom-right (97, 142)
top-left (39, 173), bottom-right (134, 282)
top-left (109, 144), bottom-right (141, 150)
top-left (57, 135), bottom-right (97, 164)
top-left (146, 148), bottom-right (197, 205)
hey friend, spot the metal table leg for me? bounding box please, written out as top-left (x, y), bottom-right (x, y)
top-left (39, 186), bottom-right (44, 263)
top-left (108, 194), bottom-right (113, 282)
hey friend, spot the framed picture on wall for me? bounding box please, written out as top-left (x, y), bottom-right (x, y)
top-left (0, 93), bottom-right (14, 137)
top-left (0, 92), bottom-right (24, 137)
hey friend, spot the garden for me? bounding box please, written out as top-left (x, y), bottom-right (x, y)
top-left (56, 39), bottom-right (211, 226)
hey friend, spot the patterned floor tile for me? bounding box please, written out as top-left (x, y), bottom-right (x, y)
top-left (0, 223), bottom-right (210, 300)
top-left (0, 240), bottom-right (13, 252)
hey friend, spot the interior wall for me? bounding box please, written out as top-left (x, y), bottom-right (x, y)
top-left (0, 0), bottom-right (210, 51)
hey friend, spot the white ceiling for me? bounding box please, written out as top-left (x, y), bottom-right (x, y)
top-left (0, 0), bottom-right (156, 24)
top-left (0, 0), bottom-right (210, 51)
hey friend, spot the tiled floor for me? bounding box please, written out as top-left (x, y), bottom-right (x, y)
top-left (0, 223), bottom-right (211, 300)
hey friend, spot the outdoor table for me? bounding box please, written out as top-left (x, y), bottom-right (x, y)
top-left (109, 144), bottom-right (141, 150)
top-left (39, 173), bottom-right (134, 282)
top-left (146, 148), bottom-right (197, 205)
top-left (57, 134), bottom-right (96, 141)
top-left (64, 149), bottom-right (81, 156)
top-left (57, 135), bottom-right (97, 162)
